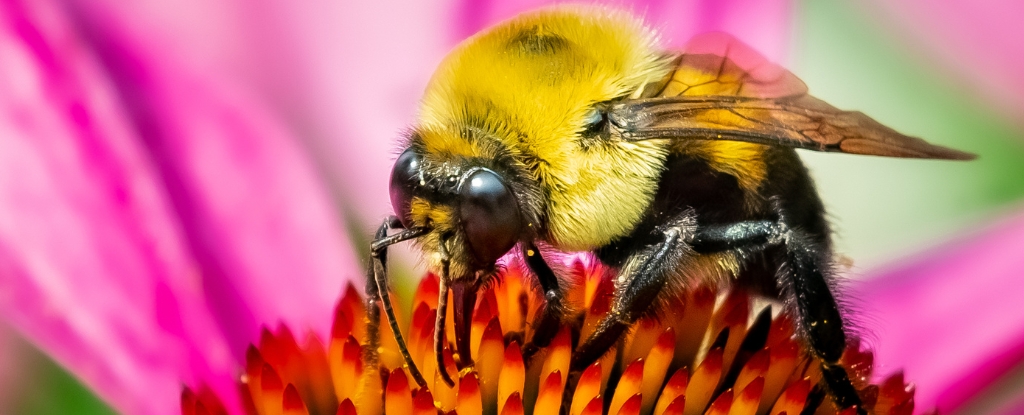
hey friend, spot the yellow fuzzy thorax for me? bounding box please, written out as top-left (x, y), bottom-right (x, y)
top-left (414, 6), bottom-right (676, 250)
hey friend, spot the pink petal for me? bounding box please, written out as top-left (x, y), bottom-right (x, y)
top-left (68, 1), bottom-right (360, 349)
top-left (0, 0), bottom-right (237, 412)
top-left (1, 0), bottom-right (358, 412)
top-left (3, 0), bottom-right (792, 412)
top-left (451, 0), bottom-right (791, 59)
top-left (69, 0), bottom-right (791, 227)
top-left (69, 0), bottom-right (464, 228)
top-left (994, 394), bottom-right (1024, 415)
top-left (0, 323), bottom-right (21, 406)
top-left (863, 1), bottom-right (1024, 128)
top-left (853, 210), bottom-right (1024, 413)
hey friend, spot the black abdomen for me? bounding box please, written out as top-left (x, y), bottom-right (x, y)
top-left (596, 152), bottom-right (748, 266)
top-left (597, 147), bottom-right (832, 297)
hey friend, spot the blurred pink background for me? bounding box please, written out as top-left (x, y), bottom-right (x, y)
top-left (1, 0), bottom-right (1023, 414)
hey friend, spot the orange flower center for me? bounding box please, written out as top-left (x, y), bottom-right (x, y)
top-left (182, 259), bottom-right (916, 415)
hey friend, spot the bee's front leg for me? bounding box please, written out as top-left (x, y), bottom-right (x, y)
top-left (365, 216), bottom-right (430, 387)
top-left (363, 217), bottom-right (399, 368)
top-left (521, 242), bottom-right (567, 360)
top-left (571, 214), bottom-right (697, 372)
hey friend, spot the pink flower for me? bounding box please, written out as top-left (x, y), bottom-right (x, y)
top-left (853, 211), bottom-right (1024, 414)
top-left (1, 0), bottom-right (1020, 414)
top-left (862, 1), bottom-right (1024, 130)
top-left (0, 0), bottom-right (356, 412)
top-left (72, 0), bottom-right (791, 226)
top-left (0, 0), bottom-right (792, 413)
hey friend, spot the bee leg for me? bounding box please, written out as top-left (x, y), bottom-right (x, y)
top-left (521, 243), bottom-right (566, 360)
top-left (780, 233), bottom-right (865, 414)
top-left (365, 216), bottom-right (430, 387)
top-left (571, 217), bottom-right (693, 372)
top-left (691, 220), bottom-right (865, 414)
top-left (363, 217), bottom-right (398, 368)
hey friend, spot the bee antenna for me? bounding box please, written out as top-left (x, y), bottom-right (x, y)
top-left (435, 268), bottom-right (457, 387)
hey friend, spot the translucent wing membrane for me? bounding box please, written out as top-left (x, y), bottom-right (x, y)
top-left (668, 32), bottom-right (808, 99)
top-left (617, 32), bottom-right (975, 160)
top-left (610, 95), bottom-right (976, 159)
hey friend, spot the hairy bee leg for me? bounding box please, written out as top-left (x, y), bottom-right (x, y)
top-left (521, 243), bottom-right (565, 360)
top-left (365, 216), bottom-right (431, 388)
top-left (571, 222), bottom-right (691, 372)
top-left (691, 220), bottom-right (865, 414)
top-left (363, 219), bottom-right (393, 368)
top-left (782, 233), bottom-right (864, 413)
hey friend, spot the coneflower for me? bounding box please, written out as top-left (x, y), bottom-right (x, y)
top-left (182, 259), bottom-right (915, 415)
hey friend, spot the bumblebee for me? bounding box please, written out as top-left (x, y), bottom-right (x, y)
top-left (364, 6), bottom-right (973, 412)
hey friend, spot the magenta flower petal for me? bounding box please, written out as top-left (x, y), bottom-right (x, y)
top-left (67, 2), bottom-right (360, 350)
top-left (995, 395), bottom-right (1024, 415)
top-left (452, 0), bottom-right (791, 59)
top-left (0, 0), bottom-right (237, 413)
top-left (1, 0), bottom-right (357, 413)
top-left (853, 210), bottom-right (1024, 413)
top-left (69, 0), bottom-right (791, 226)
top-left (3, 0), bottom-right (794, 413)
top-left (865, 0), bottom-right (1024, 127)
top-left (67, 0), bottom-right (470, 225)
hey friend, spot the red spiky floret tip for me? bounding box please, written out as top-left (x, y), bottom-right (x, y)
top-left (182, 259), bottom-right (918, 415)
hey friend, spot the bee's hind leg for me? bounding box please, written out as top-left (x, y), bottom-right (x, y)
top-left (691, 217), bottom-right (865, 414)
top-left (570, 215), bottom-right (696, 372)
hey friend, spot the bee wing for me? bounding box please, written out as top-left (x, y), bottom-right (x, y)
top-left (613, 33), bottom-right (975, 160)
top-left (609, 95), bottom-right (975, 160)
top-left (658, 32), bottom-right (809, 99)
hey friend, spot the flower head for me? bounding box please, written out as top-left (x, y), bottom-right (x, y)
top-left (0, 0), bottom-right (795, 413)
top-left (3, 0), bottom-right (1024, 414)
top-left (183, 259), bottom-right (915, 415)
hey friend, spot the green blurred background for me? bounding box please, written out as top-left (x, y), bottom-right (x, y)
top-left (795, 2), bottom-right (1024, 273)
top-left (4, 2), bottom-right (1022, 413)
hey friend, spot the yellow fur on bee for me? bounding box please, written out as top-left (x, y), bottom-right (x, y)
top-left (674, 139), bottom-right (767, 194)
top-left (409, 198), bottom-right (478, 279)
top-left (409, 197), bottom-right (455, 233)
top-left (418, 127), bottom-right (489, 161)
top-left (416, 6), bottom-right (677, 250)
top-left (661, 50), bottom-right (769, 193)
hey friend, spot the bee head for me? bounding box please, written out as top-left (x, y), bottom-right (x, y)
top-left (380, 6), bottom-right (673, 386)
top-left (389, 147), bottom-right (524, 278)
top-left (388, 144), bottom-right (531, 385)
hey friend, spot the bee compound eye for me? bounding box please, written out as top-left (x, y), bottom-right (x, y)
top-left (389, 149), bottom-right (422, 228)
top-left (582, 106), bottom-right (607, 134)
top-left (459, 169), bottom-right (522, 264)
